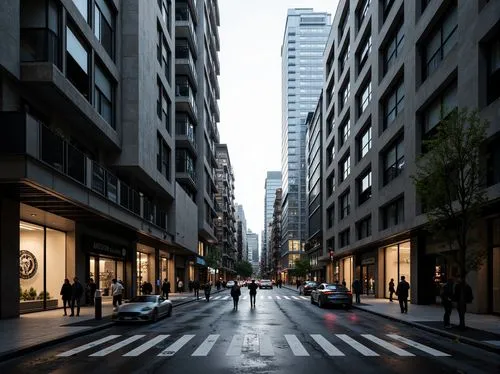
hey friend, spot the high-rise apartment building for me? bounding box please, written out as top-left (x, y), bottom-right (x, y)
top-left (235, 204), bottom-right (247, 262)
top-left (321, 0), bottom-right (500, 313)
top-left (214, 144), bottom-right (236, 280)
top-left (280, 8), bottom-right (331, 283)
top-left (270, 188), bottom-right (283, 280)
top-left (246, 229), bottom-right (259, 271)
top-left (262, 171), bottom-right (281, 277)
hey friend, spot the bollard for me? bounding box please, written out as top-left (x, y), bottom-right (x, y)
top-left (94, 289), bottom-right (102, 320)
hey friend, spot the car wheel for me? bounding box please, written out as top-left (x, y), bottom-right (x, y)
top-left (152, 309), bottom-right (158, 322)
top-left (318, 297), bottom-right (323, 308)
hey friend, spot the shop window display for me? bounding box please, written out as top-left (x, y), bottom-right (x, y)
top-left (384, 241), bottom-right (411, 300)
top-left (342, 257), bottom-right (353, 290)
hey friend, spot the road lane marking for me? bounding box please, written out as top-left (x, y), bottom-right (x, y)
top-left (300, 296), bottom-right (308, 300)
top-left (310, 334), bottom-right (345, 356)
top-left (221, 296), bottom-right (230, 300)
top-left (283, 296), bottom-right (291, 300)
top-left (243, 334), bottom-right (259, 354)
top-left (386, 334), bottom-right (450, 356)
top-left (192, 334), bottom-right (220, 356)
top-left (212, 296), bottom-right (221, 300)
top-left (260, 295), bottom-right (264, 300)
top-left (226, 335), bottom-right (244, 356)
top-left (285, 334), bottom-right (309, 356)
top-left (260, 335), bottom-right (274, 356)
top-left (242, 296), bottom-right (248, 300)
top-left (123, 335), bottom-right (169, 356)
top-left (483, 340), bottom-right (500, 347)
top-left (89, 335), bottom-right (145, 357)
top-left (276, 295), bottom-right (281, 300)
top-left (362, 334), bottom-right (414, 356)
top-left (335, 334), bottom-right (379, 356)
top-left (291, 296), bottom-right (300, 300)
top-left (158, 335), bottom-right (195, 357)
top-left (57, 335), bottom-right (122, 357)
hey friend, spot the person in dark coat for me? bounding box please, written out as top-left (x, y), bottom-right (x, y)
top-left (248, 279), bottom-right (258, 307)
top-left (396, 276), bottom-right (410, 313)
top-left (70, 277), bottom-right (84, 317)
top-left (60, 278), bottom-right (72, 316)
top-left (454, 278), bottom-right (473, 330)
top-left (388, 278), bottom-right (395, 302)
top-left (193, 279), bottom-right (200, 299)
top-left (87, 278), bottom-right (97, 306)
top-left (441, 278), bottom-right (454, 328)
top-left (230, 282), bottom-right (241, 310)
top-left (162, 279), bottom-right (170, 299)
top-left (352, 279), bottom-right (361, 304)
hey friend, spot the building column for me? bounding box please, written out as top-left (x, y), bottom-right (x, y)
top-left (0, 198), bottom-right (20, 318)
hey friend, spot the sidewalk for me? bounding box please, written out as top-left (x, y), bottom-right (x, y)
top-left (0, 289), bottom-right (227, 362)
top-left (283, 285), bottom-right (500, 353)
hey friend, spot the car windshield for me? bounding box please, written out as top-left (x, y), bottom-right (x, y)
top-left (325, 285), bottom-right (349, 292)
top-left (305, 282), bottom-right (317, 287)
top-left (261, 280), bottom-right (271, 283)
top-left (129, 296), bottom-right (157, 303)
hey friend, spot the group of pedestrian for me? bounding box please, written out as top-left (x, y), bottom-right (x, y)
top-left (441, 277), bottom-right (473, 330)
top-left (59, 277), bottom-right (84, 317)
top-left (229, 279), bottom-right (258, 310)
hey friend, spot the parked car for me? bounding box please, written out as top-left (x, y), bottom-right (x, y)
top-left (300, 281), bottom-right (318, 296)
top-left (226, 280), bottom-right (236, 288)
top-left (310, 283), bottom-right (352, 309)
top-left (259, 279), bottom-right (273, 289)
top-left (112, 295), bottom-right (172, 322)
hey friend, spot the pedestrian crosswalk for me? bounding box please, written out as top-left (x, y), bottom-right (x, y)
top-left (56, 333), bottom-right (451, 358)
top-left (208, 295), bottom-right (310, 301)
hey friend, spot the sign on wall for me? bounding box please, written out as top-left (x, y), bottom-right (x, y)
top-left (19, 250), bottom-right (38, 279)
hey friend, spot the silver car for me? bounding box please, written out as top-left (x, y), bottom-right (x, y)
top-left (113, 295), bottom-right (172, 322)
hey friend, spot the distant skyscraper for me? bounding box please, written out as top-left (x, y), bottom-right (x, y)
top-left (280, 9), bottom-right (331, 279)
top-left (247, 230), bottom-right (259, 266)
top-left (263, 171), bottom-right (281, 276)
top-left (235, 204), bottom-right (248, 261)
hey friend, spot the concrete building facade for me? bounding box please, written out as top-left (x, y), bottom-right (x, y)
top-left (235, 203), bottom-right (248, 262)
top-left (280, 8), bottom-right (331, 284)
top-left (246, 229), bottom-right (259, 276)
top-left (321, 0), bottom-right (500, 313)
top-left (270, 188), bottom-right (283, 281)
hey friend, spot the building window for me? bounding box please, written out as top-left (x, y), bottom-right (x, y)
top-left (422, 4), bottom-right (458, 79)
top-left (356, 0), bottom-right (370, 30)
top-left (339, 118), bottom-right (350, 147)
top-left (73, 0), bottom-right (88, 22)
top-left (382, 196), bottom-right (404, 229)
top-left (340, 154), bottom-right (351, 182)
top-left (158, 0), bottom-right (171, 34)
top-left (356, 216), bottom-right (371, 240)
top-left (327, 204), bottom-right (335, 228)
top-left (421, 0), bottom-right (433, 13)
top-left (358, 81), bottom-right (372, 116)
top-left (383, 136), bottom-right (405, 185)
top-left (382, 0), bottom-right (395, 22)
top-left (94, 0), bottom-right (114, 58)
top-left (157, 77), bottom-right (171, 133)
top-left (66, 26), bottom-right (89, 100)
top-left (338, 5), bottom-right (349, 41)
top-left (326, 173), bottom-right (336, 197)
top-left (339, 81), bottom-right (350, 111)
top-left (327, 113), bottom-right (335, 136)
top-left (158, 26), bottom-right (172, 84)
top-left (383, 80), bottom-right (405, 129)
top-left (157, 133), bottom-right (170, 180)
top-left (357, 35), bottom-right (372, 73)
top-left (94, 63), bottom-right (113, 127)
top-left (339, 228), bottom-right (350, 248)
top-left (384, 241), bottom-right (411, 299)
top-left (327, 141), bottom-right (336, 166)
top-left (358, 169), bottom-right (372, 205)
top-left (339, 44), bottom-right (350, 75)
top-left (383, 21), bottom-right (404, 74)
top-left (487, 36), bottom-right (500, 104)
top-left (357, 125), bottom-right (372, 160)
top-left (339, 190), bottom-right (350, 219)
top-left (423, 82), bottom-right (457, 136)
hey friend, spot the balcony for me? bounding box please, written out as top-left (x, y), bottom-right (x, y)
top-left (20, 28), bottom-right (61, 68)
top-left (175, 151), bottom-right (197, 192)
top-left (175, 41), bottom-right (198, 89)
top-left (175, 115), bottom-right (197, 156)
top-left (175, 6), bottom-right (198, 54)
top-left (0, 113), bottom-right (168, 231)
top-left (175, 79), bottom-right (198, 121)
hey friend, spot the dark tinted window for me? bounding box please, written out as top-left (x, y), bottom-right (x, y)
top-left (129, 296), bottom-right (157, 303)
top-left (325, 284), bottom-right (349, 291)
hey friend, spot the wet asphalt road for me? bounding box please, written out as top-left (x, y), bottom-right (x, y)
top-left (1, 287), bottom-right (498, 374)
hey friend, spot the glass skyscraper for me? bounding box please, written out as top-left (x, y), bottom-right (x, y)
top-left (280, 9), bottom-right (331, 277)
top-left (262, 171), bottom-right (281, 276)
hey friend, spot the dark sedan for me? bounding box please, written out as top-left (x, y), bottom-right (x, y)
top-left (300, 281), bottom-right (318, 296)
top-left (310, 283), bottom-right (352, 309)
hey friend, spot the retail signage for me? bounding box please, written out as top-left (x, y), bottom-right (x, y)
top-left (196, 256), bottom-right (206, 266)
top-left (19, 250), bottom-right (38, 279)
top-left (86, 237), bottom-right (127, 258)
top-left (361, 257), bottom-right (375, 265)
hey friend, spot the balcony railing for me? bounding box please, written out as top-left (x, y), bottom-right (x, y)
top-left (175, 6), bottom-right (198, 52)
top-left (175, 117), bottom-right (197, 149)
top-left (20, 28), bottom-right (61, 68)
top-left (175, 82), bottom-right (197, 116)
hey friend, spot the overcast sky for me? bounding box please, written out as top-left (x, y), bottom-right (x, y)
top-left (217, 0), bottom-right (339, 243)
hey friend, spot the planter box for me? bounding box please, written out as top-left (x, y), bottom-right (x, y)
top-left (20, 299), bottom-right (59, 313)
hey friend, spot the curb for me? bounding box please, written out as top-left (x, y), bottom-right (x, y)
top-left (284, 285), bottom-right (499, 354)
top-left (0, 289), bottom-right (228, 363)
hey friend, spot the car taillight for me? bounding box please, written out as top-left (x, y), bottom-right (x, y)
top-left (323, 291), bottom-right (333, 295)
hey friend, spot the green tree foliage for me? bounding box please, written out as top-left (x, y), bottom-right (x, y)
top-left (289, 258), bottom-right (311, 278)
top-left (205, 246), bottom-right (222, 270)
top-left (412, 108), bottom-right (488, 280)
top-left (235, 261), bottom-right (253, 278)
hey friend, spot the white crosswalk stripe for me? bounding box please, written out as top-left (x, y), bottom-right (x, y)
top-left (386, 334), bottom-right (450, 356)
top-left (260, 295), bottom-right (264, 300)
top-left (310, 334), bottom-right (345, 356)
top-left (192, 334), bottom-right (220, 356)
top-left (57, 335), bottom-right (121, 357)
top-left (285, 334), bottom-right (309, 356)
top-left (123, 335), bottom-right (169, 357)
top-left (283, 296), bottom-right (291, 300)
top-left (158, 335), bottom-right (195, 357)
top-left (221, 296), bottom-right (230, 300)
top-left (336, 334), bottom-right (379, 356)
top-left (362, 334), bottom-right (414, 356)
top-left (242, 295), bottom-right (248, 300)
top-left (226, 335), bottom-right (244, 356)
top-left (268, 296), bottom-right (273, 299)
top-left (89, 335), bottom-right (145, 357)
top-left (291, 296), bottom-right (300, 300)
top-left (259, 335), bottom-right (274, 356)
top-left (276, 295), bottom-right (282, 300)
top-left (300, 296), bottom-right (308, 300)
top-left (212, 296), bottom-right (222, 300)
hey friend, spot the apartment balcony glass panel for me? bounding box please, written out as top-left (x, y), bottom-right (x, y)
top-left (20, 28), bottom-right (61, 68)
top-left (175, 5), bottom-right (198, 52)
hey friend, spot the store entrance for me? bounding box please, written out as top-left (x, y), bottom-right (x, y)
top-left (362, 264), bottom-right (375, 295)
top-left (89, 256), bottom-right (124, 297)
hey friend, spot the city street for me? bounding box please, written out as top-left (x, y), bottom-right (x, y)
top-left (1, 288), bottom-right (498, 374)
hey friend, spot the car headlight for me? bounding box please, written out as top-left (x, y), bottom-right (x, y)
top-left (141, 306), bottom-right (153, 312)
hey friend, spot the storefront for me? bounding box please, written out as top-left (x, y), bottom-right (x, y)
top-left (19, 221), bottom-right (67, 313)
top-left (384, 241), bottom-right (411, 300)
top-left (341, 256), bottom-right (353, 290)
top-left (491, 217), bottom-right (500, 314)
top-left (137, 244), bottom-right (156, 294)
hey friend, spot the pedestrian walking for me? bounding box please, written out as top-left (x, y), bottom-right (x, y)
top-left (70, 277), bottom-right (84, 317)
top-left (188, 280), bottom-right (193, 293)
top-left (441, 278), bottom-right (454, 328)
top-left (111, 278), bottom-right (124, 309)
top-left (388, 278), bottom-right (395, 302)
top-left (178, 279), bottom-right (184, 293)
top-left (248, 279), bottom-right (258, 307)
top-left (352, 279), bottom-right (361, 304)
top-left (453, 278), bottom-right (473, 330)
top-left (231, 282), bottom-right (241, 310)
top-left (60, 278), bottom-right (72, 316)
top-left (396, 275), bottom-right (410, 313)
top-left (342, 279), bottom-right (347, 288)
top-left (194, 279), bottom-right (200, 299)
top-left (204, 282), bottom-right (211, 302)
top-left (87, 278), bottom-right (97, 306)
top-left (162, 279), bottom-right (170, 299)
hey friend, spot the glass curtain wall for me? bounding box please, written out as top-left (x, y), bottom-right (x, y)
top-left (384, 241), bottom-right (411, 300)
top-left (342, 256), bottom-right (353, 290)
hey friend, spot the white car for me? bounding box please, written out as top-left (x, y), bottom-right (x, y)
top-left (226, 280), bottom-right (236, 288)
top-left (112, 295), bottom-right (172, 322)
top-left (259, 280), bottom-right (273, 289)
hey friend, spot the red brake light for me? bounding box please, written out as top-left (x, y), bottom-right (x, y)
top-left (323, 291), bottom-right (333, 295)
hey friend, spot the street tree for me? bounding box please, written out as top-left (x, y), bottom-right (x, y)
top-left (412, 108), bottom-right (488, 326)
top-left (235, 261), bottom-right (253, 278)
top-left (290, 258), bottom-right (311, 279)
top-left (205, 246), bottom-right (222, 276)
